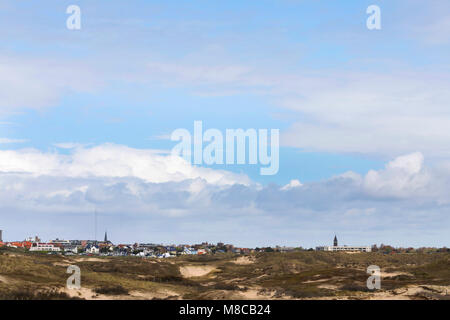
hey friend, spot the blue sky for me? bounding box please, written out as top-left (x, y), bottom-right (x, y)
top-left (0, 0), bottom-right (450, 246)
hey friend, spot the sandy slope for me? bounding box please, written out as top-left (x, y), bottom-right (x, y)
top-left (179, 265), bottom-right (216, 278)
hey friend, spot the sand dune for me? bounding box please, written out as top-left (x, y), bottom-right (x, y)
top-left (179, 265), bottom-right (216, 278)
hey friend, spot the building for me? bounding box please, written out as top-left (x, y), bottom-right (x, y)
top-left (25, 236), bottom-right (41, 243)
top-left (316, 245), bottom-right (372, 252)
top-left (0, 230), bottom-right (2, 242)
top-left (183, 247), bottom-right (197, 255)
top-left (63, 245), bottom-right (79, 254)
top-left (7, 241), bottom-right (32, 249)
top-left (85, 244), bottom-right (100, 254)
top-left (29, 243), bottom-right (61, 252)
top-left (316, 235), bottom-right (372, 253)
top-left (49, 239), bottom-right (70, 246)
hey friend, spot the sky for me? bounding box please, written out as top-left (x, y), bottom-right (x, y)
top-left (0, 0), bottom-right (450, 247)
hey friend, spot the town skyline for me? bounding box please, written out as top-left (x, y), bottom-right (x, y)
top-left (0, 228), bottom-right (447, 250)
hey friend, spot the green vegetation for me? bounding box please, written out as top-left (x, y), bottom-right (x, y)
top-left (94, 285), bottom-right (129, 295)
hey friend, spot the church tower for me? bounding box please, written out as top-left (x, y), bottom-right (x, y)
top-left (333, 235), bottom-right (338, 247)
top-left (104, 230), bottom-right (108, 242)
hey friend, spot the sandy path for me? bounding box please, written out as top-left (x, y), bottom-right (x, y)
top-left (0, 275), bottom-right (12, 284)
top-left (179, 265), bottom-right (216, 278)
top-left (131, 289), bottom-right (180, 300)
top-left (381, 271), bottom-right (412, 278)
top-left (63, 287), bottom-right (103, 300)
top-left (364, 285), bottom-right (450, 300)
top-left (62, 287), bottom-right (180, 300)
top-left (62, 287), bottom-right (134, 300)
top-left (238, 286), bottom-right (292, 300)
top-left (232, 256), bottom-right (255, 265)
top-left (53, 261), bottom-right (72, 267)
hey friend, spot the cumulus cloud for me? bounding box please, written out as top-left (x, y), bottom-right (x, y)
top-left (0, 143), bottom-right (250, 186)
top-left (281, 179), bottom-right (303, 190)
top-left (363, 152), bottom-right (431, 198)
top-left (0, 148), bottom-right (449, 246)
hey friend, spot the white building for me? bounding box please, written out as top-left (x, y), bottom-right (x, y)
top-left (86, 245), bottom-right (100, 254)
top-left (63, 245), bottom-right (79, 254)
top-left (316, 235), bottom-right (371, 253)
top-left (316, 245), bottom-right (372, 252)
top-left (183, 247), bottom-right (197, 255)
top-left (49, 238), bottom-right (70, 246)
top-left (29, 243), bottom-right (61, 252)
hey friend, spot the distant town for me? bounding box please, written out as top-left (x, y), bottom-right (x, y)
top-left (1, 231), bottom-right (300, 257)
top-left (0, 230), bottom-right (448, 257)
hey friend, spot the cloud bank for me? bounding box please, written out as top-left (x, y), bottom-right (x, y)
top-left (1, 145), bottom-right (449, 247)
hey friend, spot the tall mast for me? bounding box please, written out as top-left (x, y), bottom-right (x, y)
top-left (94, 209), bottom-right (97, 241)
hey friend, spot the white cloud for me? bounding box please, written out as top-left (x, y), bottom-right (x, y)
top-left (146, 62), bottom-right (252, 85)
top-left (418, 16), bottom-right (450, 44)
top-left (280, 73), bottom-right (450, 157)
top-left (399, 0), bottom-right (450, 45)
top-left (0, 138), bottom-right (27, 144)
top-left (0, 143), bottom-right (250, 186)
top-left (362, 152), bottom-right (433, 199)
top-left (149, 134), bottom-right (172, 141)
top-left (129, 60), bottom-right (450, 158)
top-left (2, 42), bottom-right (449, 160)
top-left (281, 179), bottom-right (302, 190)
top-left (0, 149), bottom-right (448, 246)
top-left (0, 55), bottom-right (102, 113)
top-left (53, 142), bottom-right (88, 149)
top-left (344, 208), bottom-right (376, 217)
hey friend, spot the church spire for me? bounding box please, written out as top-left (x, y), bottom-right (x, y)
top-left (333, 235), bottom-right (338, 246)
top-left (104, 230), bottom-right (108, 242)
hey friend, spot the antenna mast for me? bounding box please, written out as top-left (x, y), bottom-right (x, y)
top-left (94, 209), bottom-right (97, 241)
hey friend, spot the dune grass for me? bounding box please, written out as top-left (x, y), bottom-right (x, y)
top-left (0, 247), bottom-right (448, 300)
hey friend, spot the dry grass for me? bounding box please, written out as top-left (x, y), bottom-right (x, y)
top-left (0, 247), bottom-right (448, 300)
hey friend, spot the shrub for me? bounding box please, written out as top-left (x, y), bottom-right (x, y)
top-left (94, 285), bottom-right (129, 295)
top-left (0, 288), bottom-right (81, 300)
top-left (340, 283), bottom-right (370, 292)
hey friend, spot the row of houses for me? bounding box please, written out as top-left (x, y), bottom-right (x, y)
top-left (0, 235), bottom-right (254, 257)
top-left (0, 240), bottom-right (68, 252)
top-left (2, 233), bottom-right (376, 255)
top-left (316, 236), bottom-right (372, 253)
